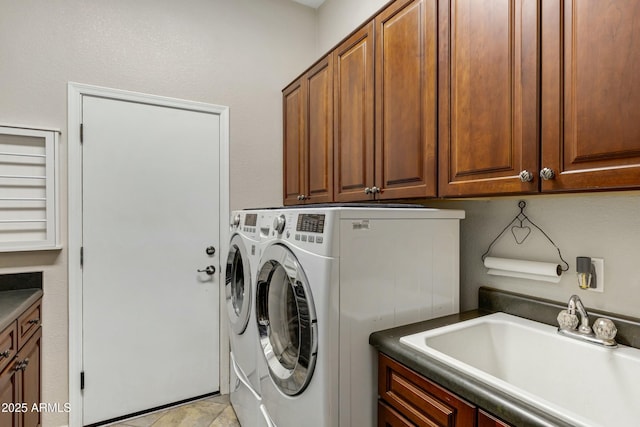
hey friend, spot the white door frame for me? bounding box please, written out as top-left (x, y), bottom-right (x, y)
top-left (67, 82), bottom-right (230, 427)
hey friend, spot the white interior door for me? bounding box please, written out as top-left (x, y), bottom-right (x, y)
top-left (81, 95), bottom-right (221, 425)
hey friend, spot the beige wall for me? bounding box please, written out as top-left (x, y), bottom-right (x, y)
top-left (0, 1), bottom-right (316, 425)
top-left (427, 193), bottom-right (640, 317)
top-left (316, 0), bottom-right (389, 54)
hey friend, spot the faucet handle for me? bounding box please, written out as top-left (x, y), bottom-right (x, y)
top-left (557, 309), bottom-right (579, 330)
top-left (593, 318), bottom-right (617, 341)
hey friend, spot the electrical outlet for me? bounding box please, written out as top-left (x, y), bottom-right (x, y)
top-left (588, 258), bottom-right (604, 293)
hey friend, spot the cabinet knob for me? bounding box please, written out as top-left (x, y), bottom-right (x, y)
top-left (539, 168), bottom-right (556, 180)
top-left (0, 350), bottom-right (10, 359)
top-left (519, 170), bottom-right (534, 183)
top-left (297, 194), bottom-right (308, 201)
top-left (28, 318), bottom-right (40, 325)
top-left (365, 187), bottom-right (380, 195)
top-left (14, 358), bottom-right (29, 372)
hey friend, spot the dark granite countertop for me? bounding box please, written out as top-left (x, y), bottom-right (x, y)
top-left (370, 287), bottom-right (640, 427)
top-left (0, 288), bottom-right (43, 332)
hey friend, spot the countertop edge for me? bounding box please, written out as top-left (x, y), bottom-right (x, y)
top-left (369, 310), bottom-right (575, 427)
top-left (0, 289), bottom-right (43, 332)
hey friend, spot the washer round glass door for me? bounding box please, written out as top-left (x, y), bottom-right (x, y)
top-left (225, 234), bottom-right (252, 335)
top-left (256, 243), bottom-right (317, 396)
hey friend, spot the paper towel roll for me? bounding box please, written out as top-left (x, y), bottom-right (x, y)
top-left (484, 256), bottom-right (562, 283)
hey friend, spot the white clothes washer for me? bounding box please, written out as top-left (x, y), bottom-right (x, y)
top-left (226, 210), bottom-right (263, 426)
top-left (254, 205), bottom-right (465, 427)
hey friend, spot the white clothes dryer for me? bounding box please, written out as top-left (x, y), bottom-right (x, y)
top-left (226, 210), bottom-right (263, 426)
top-left (254, 206), bottom-right (465, 427)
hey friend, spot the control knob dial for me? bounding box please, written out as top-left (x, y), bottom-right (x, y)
top-left (231, 214), bottom-right (241, 228)
top-left (273, 214), bottom-right (286, 234)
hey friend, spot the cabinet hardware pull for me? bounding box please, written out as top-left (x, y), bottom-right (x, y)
top-left (539, 168), bottom-right (556, 180)
top-left (0, 350), bottom-right (10, 359)
top-left (519, 170), bottom-right (534, 182)
top-left (371, 186), bottom-right (381, 194)
top-left (27, 319), bottom-right (40, 325)
top-left (364, 187), bottom-right (372, 195)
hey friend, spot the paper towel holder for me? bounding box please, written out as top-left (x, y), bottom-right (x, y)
top-left (481, 201), bottom-right (570, 272)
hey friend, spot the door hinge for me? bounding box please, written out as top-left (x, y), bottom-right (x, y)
top-left (80, 371), bottom-right (85, 390)
top-left (80, 123), bottom-right (84, 143)
top-left (80, 246), bottom-right (84, 267)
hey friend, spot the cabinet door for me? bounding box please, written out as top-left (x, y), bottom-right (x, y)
top-left (15, 328), bottom-right (41, 427)
top-left (306, 56), bottom-right (334, 203)
top-left (0, 322), bottom-right (17, 374)
top-left (334, 22), bottom-right (375, 202)
top-left (438, 0), bottom-right (539, 197)
top-left (375, 0), bottom-right (438, 199)
top-left (541, 0), bottom-right (640, 191)
top-left (0, 362), bottom-right (19, 427)
top-left (283, 78), bottom-right (306, 205)
top-left (378, 354), bottom-right (476, 427)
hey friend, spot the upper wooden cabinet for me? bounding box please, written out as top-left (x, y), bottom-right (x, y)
top-left (283, 78), bottom-right (305, 205)
top-left (333, 22), bottom-right (375, 202)
top-left (333, 0), bottom-right (438, 202)
top-left (440, 0), bottom-right (640, 196)
top-left (375, 0), bottom-right (438, 199)
top-left (284, 0), bottom-right (640, 203)
top-left (438, 0), bottom-right (540, 197)
top-left (541, 0), bottom-right (640, 192)
top-left (283, 55), bottom-right (334, 205)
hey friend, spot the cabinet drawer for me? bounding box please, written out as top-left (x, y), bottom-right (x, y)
top-left (17, 299), bottom-right (41, 350)
top-left (378, 400), bottom-right (413, 427)
top-left (378, 353), bottom-right (475, 427)
top-left (0, 321), bottom-right (17, 373)
top-left (478, 410), bottom-right (511, 427)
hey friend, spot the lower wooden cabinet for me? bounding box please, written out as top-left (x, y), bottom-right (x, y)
top-left (0, 298), bottom-right (42, 427)
top-left (378, 353), bottom-right (512, 427)
top-left (378, 401), bottom-right (414, 427)
top-left (478, 410), bottom-right (511, 427)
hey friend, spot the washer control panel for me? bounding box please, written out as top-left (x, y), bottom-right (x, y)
top-left (293, 213), bottom-right (326, 245)
top-left (296, 214), bottom-right (325, 234)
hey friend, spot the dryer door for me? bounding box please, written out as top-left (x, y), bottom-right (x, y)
top-left (226, 234), bottom-right (252, 335)
top-left (256, 243), bottom-right (317, 396)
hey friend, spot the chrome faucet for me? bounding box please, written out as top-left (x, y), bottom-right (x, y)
top-left (557, 295), bottom-right (617, 347)
top-left (567, 294), bottom-right (592, 334)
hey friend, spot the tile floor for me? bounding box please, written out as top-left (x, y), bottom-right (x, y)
top-left (107, 394), bottom-right (240, 427)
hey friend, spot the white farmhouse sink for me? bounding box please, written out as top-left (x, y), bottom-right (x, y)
top-left (400, 312), bottom-right (640, 427)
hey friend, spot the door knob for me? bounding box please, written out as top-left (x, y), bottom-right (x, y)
top-left (205, 246), bottom-right (216, 256)
top-left (197, 265), bottom-right (216, 275)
